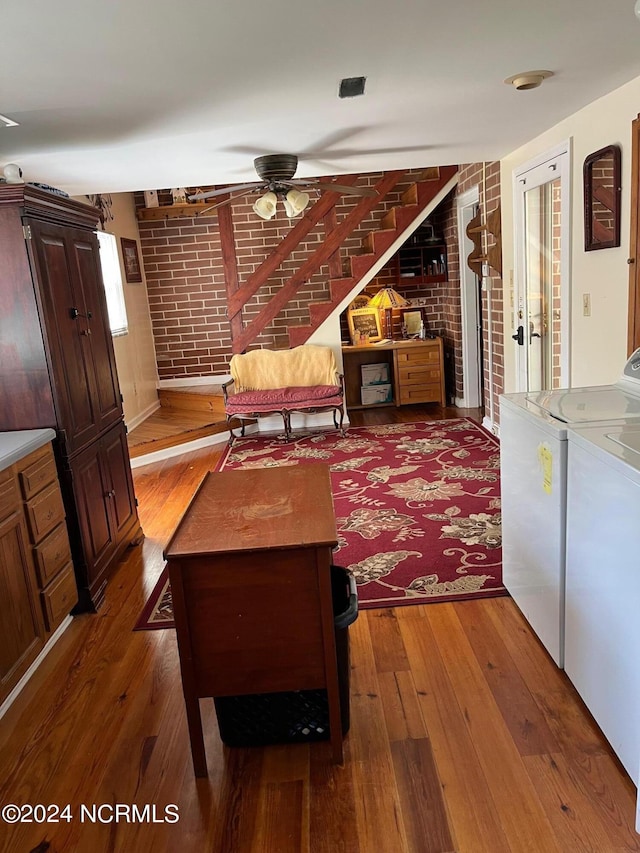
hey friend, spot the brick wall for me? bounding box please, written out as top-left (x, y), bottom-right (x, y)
top-left (135, 163), bottom-right (503, 420)
top-left (136, 170), bottom-right (427, 380)
top-left (451, 163), bottom-right (503, 418)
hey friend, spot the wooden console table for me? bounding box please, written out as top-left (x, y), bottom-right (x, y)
top-left (341, 337), bottom-right (445, 410)
top-left (164, 464), bottom-right (343, 775)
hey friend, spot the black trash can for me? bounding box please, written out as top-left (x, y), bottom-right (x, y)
top-left (214, 565), bottom-right (358, 747)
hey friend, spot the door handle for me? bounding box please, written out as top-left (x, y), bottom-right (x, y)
top-left (512, 325), bottom-right (524, 345)
top-left (529, 321), bottom-right (541, 343)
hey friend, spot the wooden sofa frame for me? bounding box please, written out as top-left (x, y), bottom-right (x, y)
top-left (222, 346), bottom-right (347, 443)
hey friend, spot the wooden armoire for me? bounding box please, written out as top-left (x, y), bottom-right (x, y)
top-left (0, 184), bottom-right (142, 611)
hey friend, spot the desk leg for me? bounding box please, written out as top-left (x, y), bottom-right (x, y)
top-left (185, 694), bottom-right (208, 777)
top-left (329, 708), bottom-right (344, 765)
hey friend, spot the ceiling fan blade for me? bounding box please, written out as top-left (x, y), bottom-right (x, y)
top-left (314, 182), bottom-right (378, 197)
top-left (189, 182), bottom-right (262, 202)
top-left (196, 187), bottom-right (260, 216)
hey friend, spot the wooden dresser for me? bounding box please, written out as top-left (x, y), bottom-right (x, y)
top-left (341, 337), bottom-right (446, 410)
top-left (0, 431), bottom-right (76, 707)
top-left (164, 464), bottom-right (344, 775)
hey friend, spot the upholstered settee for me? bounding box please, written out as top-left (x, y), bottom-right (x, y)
top-left (222, 345), bottom-right (346, 442)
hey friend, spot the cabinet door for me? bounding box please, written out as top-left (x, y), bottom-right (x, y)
top-left (68, 441), bottom-right (114, 591)
top-left (68, 232), bottom-right (122, 435)
top-left (67, 423), bottom-right (139, 603)
top-left (25, 220), bottom-right (122, 454)
top-left (102, 422), bottom-right (137, 545)
top-left (0, 510), bottom-right (45, 704)
top-left (26, 219), bottom-right (98, 452)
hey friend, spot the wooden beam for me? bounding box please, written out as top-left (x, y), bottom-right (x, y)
top-left (226, 175), bottom-right (359, 320)
top-left (233, 171), bottom-right (406, 354)
top-left (218, 204), bottom-right (244, 343)
top-left (324, 207), bottom-right (342, 280)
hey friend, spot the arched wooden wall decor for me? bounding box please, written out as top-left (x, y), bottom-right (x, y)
top-left (466, 203), bottom-right (502, 277)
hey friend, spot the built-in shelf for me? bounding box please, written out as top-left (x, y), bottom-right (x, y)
top-left (136, 203), bottom-right (216, 221)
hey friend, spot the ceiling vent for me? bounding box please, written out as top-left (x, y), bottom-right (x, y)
top-left (339, 77), bottom-right (366, 98)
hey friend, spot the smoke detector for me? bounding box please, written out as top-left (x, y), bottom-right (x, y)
top-left (504, 70), bottom-right (553, 91)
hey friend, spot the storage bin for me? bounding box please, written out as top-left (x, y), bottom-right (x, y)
top-left (361, 362), bottom-right (391, 386)
top-left (214, 565), bottom-right (357, 747)
top-left (361, 383), bottom-right (392, 405)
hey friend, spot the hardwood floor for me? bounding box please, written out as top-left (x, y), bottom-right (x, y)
top-left (1, 405), bottom-right (638, 853)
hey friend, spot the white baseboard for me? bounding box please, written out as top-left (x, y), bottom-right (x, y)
top-left (482, 415), bottom-right (499, 436)
top-left (157, 374), bottom-right (231, 389)
top-left (0, 616), bottom-right (73, 721)
top-left (126, 400), bottom-right (161, 432)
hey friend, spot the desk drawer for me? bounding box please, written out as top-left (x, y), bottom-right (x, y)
top-left (398, 365), bottom-right (442, 387)
top-left (33, 521), bottom-right (73, 587)
top-left (19, 446), bottom-right (58, 500)
top-left (396, 346), bottom-right (440, 368)
top-left (25, 482), bottom-right (66, 544)
top-left (399, 384), bottom-right (442, 405)
top-left (41, 562), bottom-right (77, 632)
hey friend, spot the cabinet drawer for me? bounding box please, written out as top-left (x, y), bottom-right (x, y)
top-left (25, 482), bottom-right (66, 544)
top-left (0, 471), bottom-right (19, 522)
top-left (41, 562), bottom-right (77, 632)
top-left (19, 446), bottom-right (58, 500)
top-left (399, 384), bottom-right (442, 405)
top-left (398, 366), bottom-right (442, 387)
top-left (33, 522), bottom-right (73, 588)
top-left (396, 346), bottom-right (440, 368)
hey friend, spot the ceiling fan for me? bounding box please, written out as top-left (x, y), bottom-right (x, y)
top-left (188, 154), bottom-right (377, 219)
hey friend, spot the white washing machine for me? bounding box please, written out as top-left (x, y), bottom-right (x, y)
top-left (499, 347), bottom-right (640, 667)
top-left (565, 420), bottom-right (640, 829)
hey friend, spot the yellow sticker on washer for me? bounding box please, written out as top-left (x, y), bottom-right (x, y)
top-left (538, 445), bottom-right (552, 494)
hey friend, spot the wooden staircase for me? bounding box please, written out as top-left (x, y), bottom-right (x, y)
top-left (288, 165), bottom-right (458, 348)
top-left (158, 385), bottom-right (227, 416)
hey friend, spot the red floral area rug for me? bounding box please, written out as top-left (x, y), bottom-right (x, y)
top-left (134, 419), bottom-right (505, 628)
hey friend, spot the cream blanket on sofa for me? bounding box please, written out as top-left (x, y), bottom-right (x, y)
top-left (229, 345), bottom-right (338, 392)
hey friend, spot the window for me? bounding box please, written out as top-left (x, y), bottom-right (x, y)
top-left (97, 230), bottom-right (128, 336)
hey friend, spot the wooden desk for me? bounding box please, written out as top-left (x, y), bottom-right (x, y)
top-left (341, 337), bottom-right (445, 410)
top-left (164, 464), bottom-right (343, 775)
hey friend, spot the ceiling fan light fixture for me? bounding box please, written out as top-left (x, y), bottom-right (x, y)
top-left (253, 191), bottom-right (277, 220)
top-left (283, 189), bottom-right (310, 218)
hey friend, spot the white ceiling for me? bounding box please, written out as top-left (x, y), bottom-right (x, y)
top-left (2, 0), bottom-right (640, 196)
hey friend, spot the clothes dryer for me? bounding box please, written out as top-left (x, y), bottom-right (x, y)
top-left (565, 419), bottom-right (640, 828)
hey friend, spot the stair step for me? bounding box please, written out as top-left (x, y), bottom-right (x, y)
top-left (349, 252), bottom-right (376, 280)
top-left (128, 420), bottom-right (232, 459)
top-left (288, 325), bottom-right (313, 348)
top-left (362, 228), bottom-right (396, 254)
top-left (330, 277), bottom-right (355, 301)
top-left (401, 184), bottom-right (419, 206)
top-left (416, 166), bottom-right (441, 182)
top-left (158, 385), bottom-right (226, 415)
top-left (381, 209), bottom-right (397, 231)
